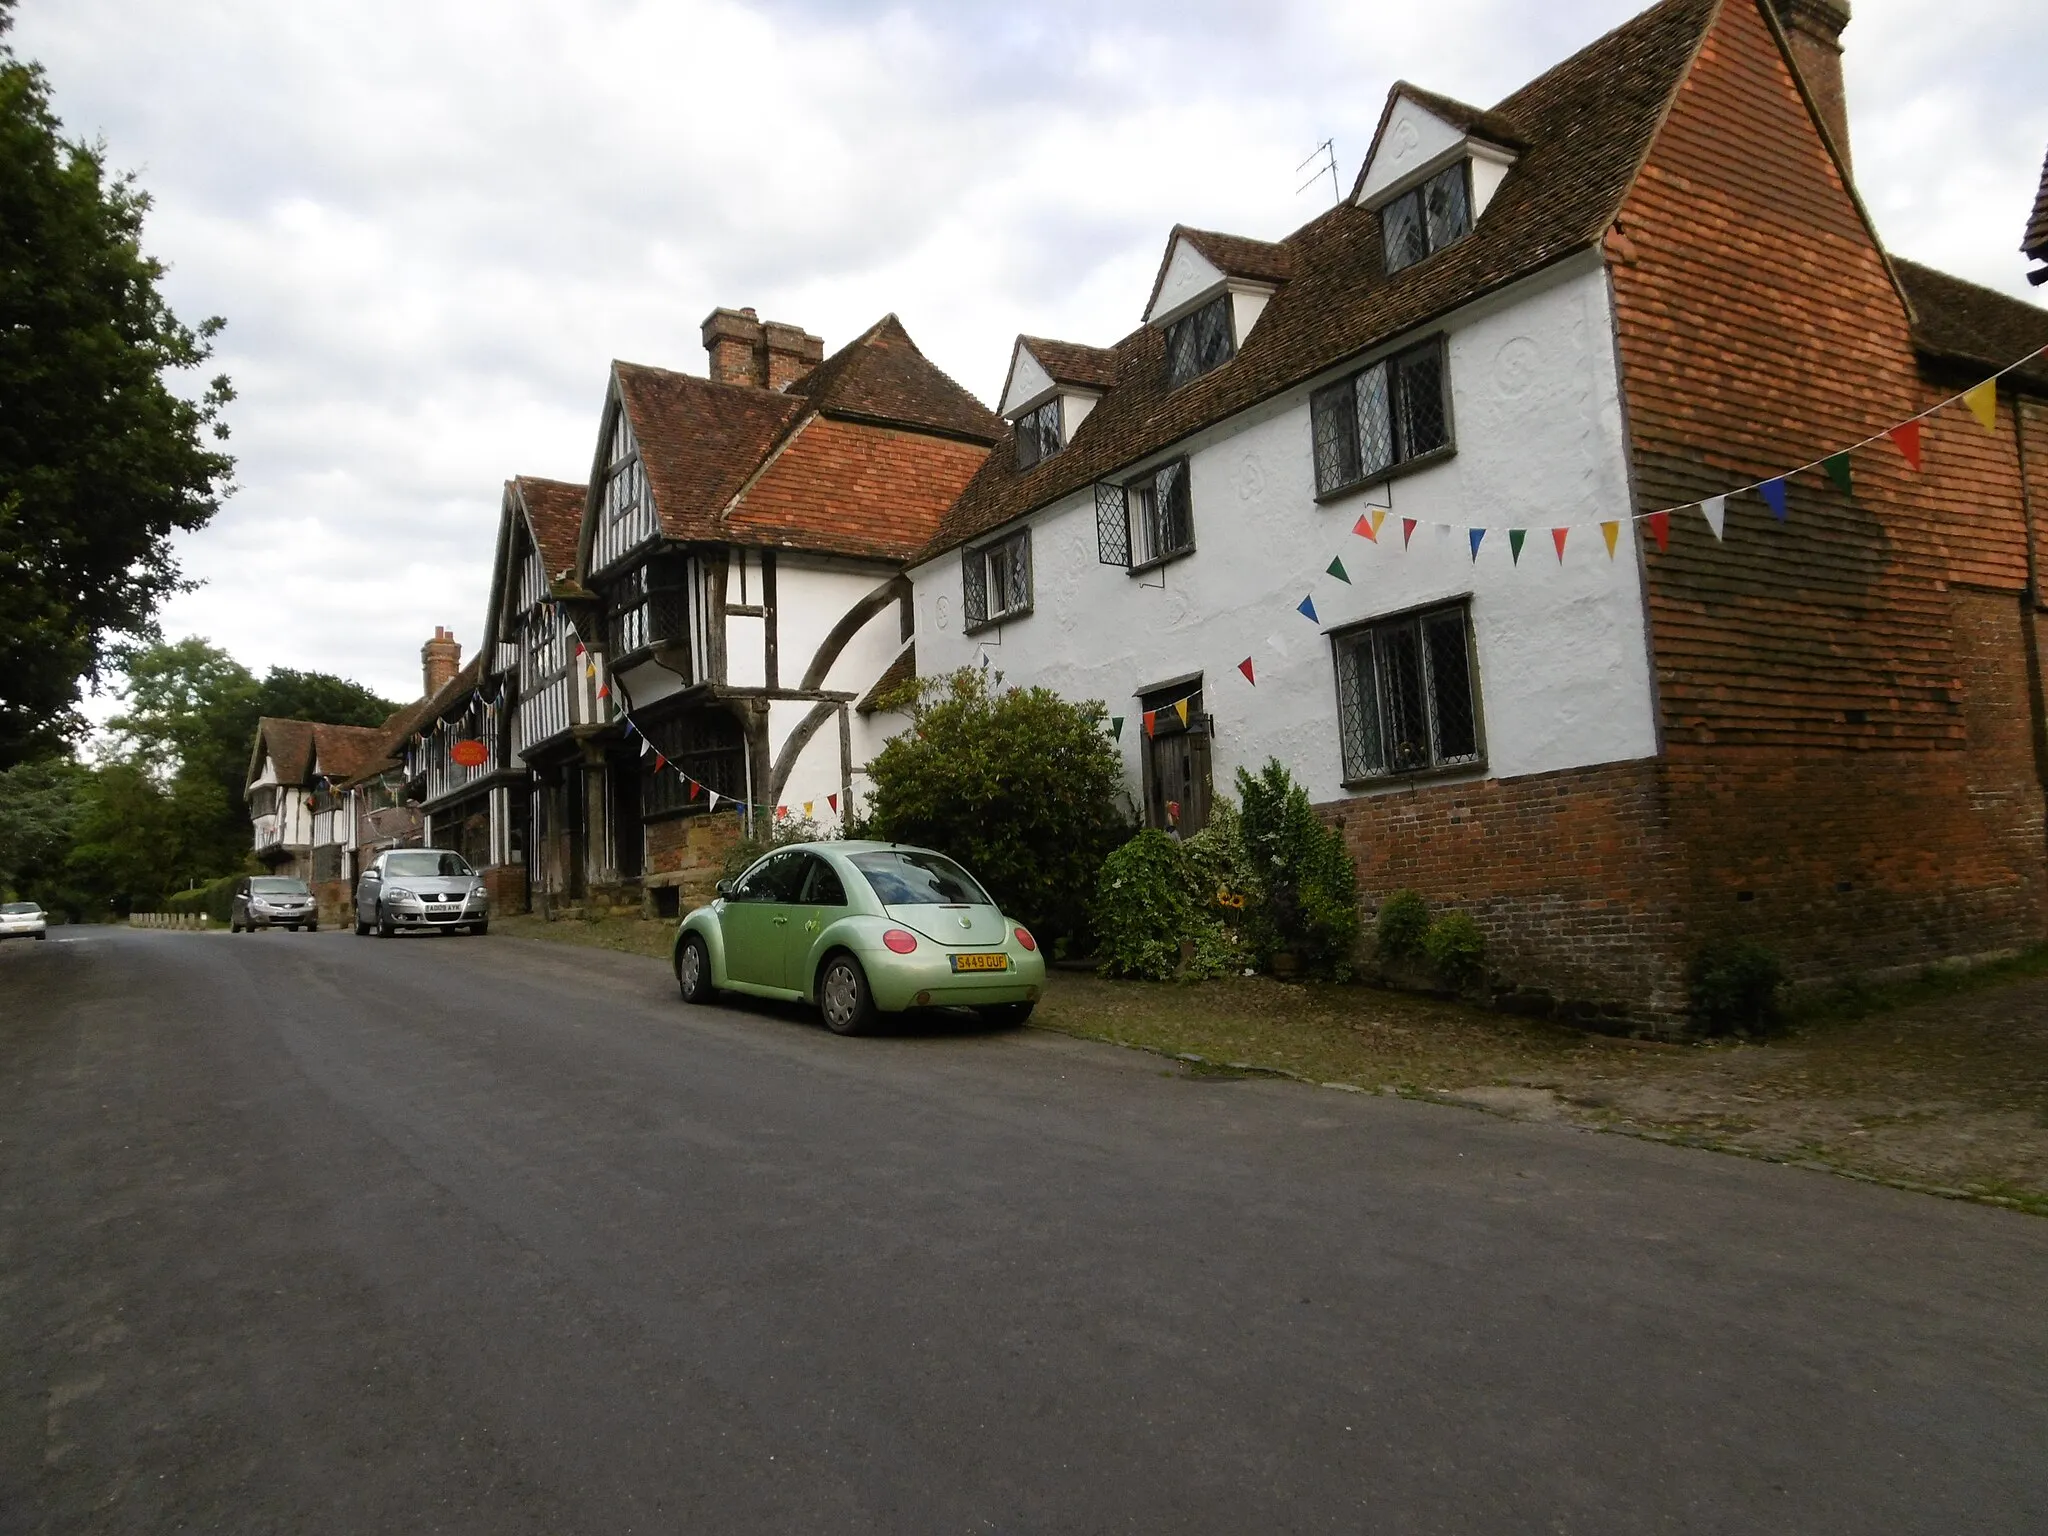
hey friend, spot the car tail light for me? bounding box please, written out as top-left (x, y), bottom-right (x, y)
top-left (883, 929), bottom-right (918, 954)
top-left (1014, 927), bottom-right (1037, 951)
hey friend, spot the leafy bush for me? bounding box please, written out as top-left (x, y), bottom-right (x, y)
top-left (1374, 889), bottom-right (1430, 964)
top-left (1422, 911), bottom-right (1487, 991)
top-left (863, 668), bottom-right (1129, 949)
top-left (164, 872), bottom-right (238, 923)
top-left (1091, 830), bottom-right (1235, 982)
top-left (719, 813), bottom-right (825, 882)
top-left (1688, 938), bottom-right (1786, 1035)
top-left (1235, 759), bottom-right (1359, 977)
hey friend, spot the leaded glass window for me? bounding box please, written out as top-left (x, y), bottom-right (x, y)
top-left (1309, 338), bottom-right (1450, 497)
top-left (1164, 295), bottom-right (1235, 389)
top-left (1014, 398), bottom-right (1063, 470)
top-left (1381, 161), bottom-right (1474, 275)
top-left (1332, 602), bottom-right (1482, 782)
top-left (963, 529), bottom-right (1032, 630)
top-left (1130, 458), bottom-right (1194, 567)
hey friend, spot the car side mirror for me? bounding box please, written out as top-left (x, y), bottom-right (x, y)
top-left (714, 878), bottom-right (734, 898)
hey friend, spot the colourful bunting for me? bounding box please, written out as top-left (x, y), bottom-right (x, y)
top-left (1700, 496), bottom-right (1726, 540)
top-left (690, 780), bottom-right (701, 800)
top-left (1401, 518), bottom-right (1418, 548)
top-left (1602, 522), bottom-right (1620, 559)
top-left (707, 791), bottom-right (720, 812)
top-left (1354, 513), bottom-right (1378, 542)
top-left (828, 794), bottom-right (839, 812)
top-left (1646, 510), bottom-right (1669, 552)
top-left (776, 805), bottom-right (788, 818)
top-left (1326, 556), bottom-right (1350, 583)
top-left (1110, 716), bottom-right (1124, 740)
top-left (1963, 379), bottom-right (1999, 433)
top-left (653, 752), bottom-right (667, 772)
top-left (803, 801), bottom-right (814, 816)
top-left (1238, 657), bottom-right (1256, 685)
top-left (1468, 528), bottom-right (1485, 561)
top-left (1144, 710), bottom-right (1157, 737)
top-left (1508, 529), bottom-right (1526, 565)
top-left (1174, 700), bottom-right (1190, 728)
top-left (1888, 421), bottom-right (1922, 470)
top-left (1759, 478), bottom-right (1789, 521)
top-left (1371, 507), bottom-right (1387, 539)
top-left (1297, 594), bottom-right (1319, 623)
top-left (1823, 452), bottom-right (1853, 498)
top-left (1551, 528), bottom-right (1569, 563)
top-left (638, 738), bottom-right (651, 756)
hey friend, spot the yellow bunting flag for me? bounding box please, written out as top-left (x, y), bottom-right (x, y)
top-left (1370, 507), bottom-right (1387, 538)
top-left (1963, 378), bottom-right (1999, 433)
top-left (803, 800), bottom-right (813, 816)
top-left (1601, 521), bottom-right (1620, 559)
top-left (1174, 699), bottom-right (1190, 727)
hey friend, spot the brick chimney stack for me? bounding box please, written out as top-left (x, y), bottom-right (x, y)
top-left (1771, 0), bottom-right (1852, 175)
top-left (701, 307), bottom-right (825, 391)
top-left (421, 626), bottom-right (460, 699)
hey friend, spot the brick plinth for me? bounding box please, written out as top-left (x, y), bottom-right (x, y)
top-left (643, 812), bottom-right (746, 914)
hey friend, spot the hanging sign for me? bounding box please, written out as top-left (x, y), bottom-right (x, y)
top-left (450, 739), bottom-right (490, 768)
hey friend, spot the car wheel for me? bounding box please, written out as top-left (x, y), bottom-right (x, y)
top-left (307, 923), bottom-right (318, 933)
top-left (354, 908), bottom-right (369, 937)
top-left (974, 1002), bottom-right (1036, 1027)
top-left (469, 921), bottom-right (488, 937)
top-left (35, 932), bottom-right (46, 941)
top-left (818, 952), bottom-right (877, 1036)
top-left (676, 934), bottom-right (716, 1005)
top-left (231, 919), bottom-right (243, 933)
top-left (376, 903), bottom-right (396, 939)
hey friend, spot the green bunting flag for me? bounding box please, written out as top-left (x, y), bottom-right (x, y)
top-left (1823, 452), bottom-right (1853, 498)
top-left (1508, 529), bottom-right (1526, 565)
top-left (1326, 556), bottom-right (1350, 583)
top-left (1110, 716), bottom-right (1124, 741)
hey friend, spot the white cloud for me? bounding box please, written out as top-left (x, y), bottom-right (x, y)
top-left (14, 0), bottom-right (2044, 708)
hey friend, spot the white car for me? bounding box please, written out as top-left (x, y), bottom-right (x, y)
top-left (0, 901), bottom-right (49, 941)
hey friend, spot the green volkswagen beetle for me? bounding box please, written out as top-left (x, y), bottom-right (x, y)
top-left (672, 841), bottom-right (1046, 1035)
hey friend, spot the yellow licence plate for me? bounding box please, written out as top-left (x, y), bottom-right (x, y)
top-left (950, 952), bottom-right (1010, 973)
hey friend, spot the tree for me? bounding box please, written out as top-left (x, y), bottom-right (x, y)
top-left (0, 2), bottom-right (235, 767)
top-left (0, 755), bottom-right (83, 897)
top-left (862, 668), bottom-right (1129, 949)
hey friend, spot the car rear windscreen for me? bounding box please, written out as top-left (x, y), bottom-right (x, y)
top-left (850, 851), bottom-right (990, 907)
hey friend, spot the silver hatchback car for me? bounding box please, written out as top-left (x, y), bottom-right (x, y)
top-left (230, 875), bottom-right (317, 932)
top-left (354, 848), bottom-right (489, 937)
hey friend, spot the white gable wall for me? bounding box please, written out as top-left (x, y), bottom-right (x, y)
top-left (1357, 96), bottom-right (1469, 204)
top-left (1000, 345), bottom-right (1058, 416)
top-left (1146, 240), bottom-right (1227, 325)
top-left (908, 253), bottom-right (1657, 811)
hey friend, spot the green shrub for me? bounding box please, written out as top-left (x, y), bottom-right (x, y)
top-left (863, 668), bottom-right (1130, 950)
top-left (1374, 889), bottom-right (1430, 964)
top-left (1091, 830), bottom-right (1235, 982)
top-left (1181, 797), bottom-right (1260, 924)
top-left (163, 872), bottom-right (238, 923)
top-left (720, 813), bottom-right (825, 882)
top-left (1235, 759), bottom-right (1359, 978)
top-left (1422, 910), bottom-right (1487, 991)
top-left (1688, 938), bottom-right (1786, 1035)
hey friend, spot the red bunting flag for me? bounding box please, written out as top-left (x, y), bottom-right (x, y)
top-left (776, 804), bottom-right (788, 817)
top-left (689, 779), bottom-right (702, 800)
top-left (1401, 518), bottom-right (1418, 549)
top-left (1887, 421), bottom-right (1922, 470)
top-left (653, 752), bottom-right (666, 771)
top-left (828, 793), bottom-right (839, 812)
top-left (1354, 513), bottom-right (1378, 542)
top-left (1646, 510), bottom-right (1670, 551)
top-left (574, 641), bottom-right (585, 657)
top-left (1143, 710), bottom-right (1157, 737)
top-left (1551, 527), bottom-right (1569, 563)
top-left (1238, 656), bottom-right (1256, 685)
top-left (597, 682), bottom-right (610, 699)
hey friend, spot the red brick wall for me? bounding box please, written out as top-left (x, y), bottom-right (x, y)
top-left (1606, 0), bottom-right (2047, 979)
top-left (643, 811), bottom-right (745, 913)
top-left (1324, 758), bottom-right (1692, 1015)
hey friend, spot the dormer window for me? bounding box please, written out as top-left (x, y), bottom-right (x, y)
top-left (1164, 294), bottom-right (1235, 389)
top-left (1382, 162), bottom-right (1471, 274)
top-left (1014, 397), bottom-right (1063, 470)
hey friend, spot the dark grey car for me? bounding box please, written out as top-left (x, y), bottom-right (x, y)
top-left (353, 849), bottom-right (489, 937)
top-left (230, 876), bottom-right (317, 932)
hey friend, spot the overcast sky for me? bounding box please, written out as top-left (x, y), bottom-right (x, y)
top-left (16, 0), bottom-right (2047, 709)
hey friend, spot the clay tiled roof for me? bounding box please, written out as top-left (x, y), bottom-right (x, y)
top-left (857, 644), bottom-right (916, 714)
top-left (514, 476), bottom-right (588, 590)
top-left (923, 0), bottom-right (1720, 561)
top-left (610, 315), bottom-right (1000, 563)
top-left (1894, 258), bottom-right (2048, 395)
top-left (310, 724), bottom-right (389, 783)
top-left (1020, 337), bottom-right (1119, 392)
top-left (1141, 225), bottom-right (1294, 323)
top-left (252, 718), bottom-right (315, 786)
top-left (335, 656), bottom-right (486, 790)
top-left (786, 315), bottom-right (1002, 443)
top-left (2025, 148), bottom-right (2048, 262)
top-left (615, 364), bottom-right (804, 544)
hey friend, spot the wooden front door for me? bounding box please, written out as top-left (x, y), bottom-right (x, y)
top-left (1140, 681), bottom-right (1212, 836)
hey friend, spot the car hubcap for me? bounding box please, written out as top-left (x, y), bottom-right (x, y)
top-left (680, 945), bottom-right (701, 994)
top-left (823, 965), bottom-right (857, 1026)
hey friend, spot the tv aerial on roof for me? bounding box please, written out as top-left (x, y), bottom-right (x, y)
top-left (1296, 140), bottom-right (1339, 205)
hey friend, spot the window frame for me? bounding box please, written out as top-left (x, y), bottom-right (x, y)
top-left (1310, 334), bottom-right (1455, 502)
top-left (1328, 598), bottom-right (1486, 787)
top-left (1162, 293), bottom-right (1236, 390)
top-left (1013, 397), bottom-right (1063, 470)
top-left (1380, 160), bottom-right (1474, 276)
top-left (962, 527), bottom-right (1034, 633)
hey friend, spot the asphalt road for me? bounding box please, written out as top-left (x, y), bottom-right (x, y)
top-left (3, 928), bottom-right (2045, 1534)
